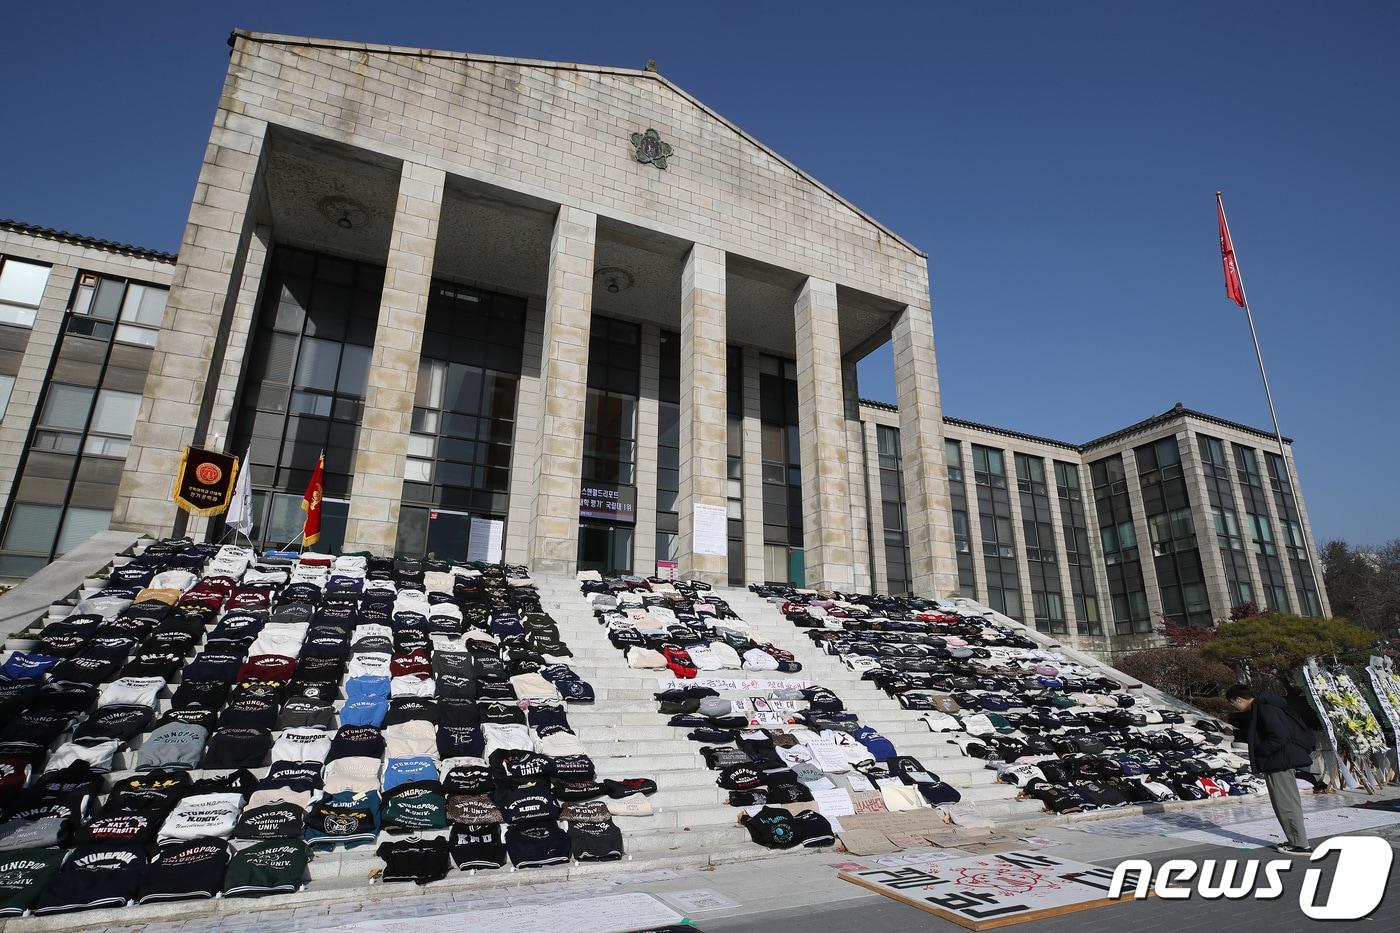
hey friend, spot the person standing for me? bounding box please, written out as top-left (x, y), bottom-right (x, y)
top-left (1226, 683), bottom-right (1314, 854)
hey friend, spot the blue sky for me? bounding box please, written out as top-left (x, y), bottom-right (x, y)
top-left (1, 2), bottom-right (1396, 544)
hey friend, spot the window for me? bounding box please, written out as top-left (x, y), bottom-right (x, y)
top-left (1248, 513), bottom-right (1276, 556)
top-left (1100, 520), bottom-right (1137, 559)
top-left (945, 438), bottom-right (977, 597)
top-left (972, 445), bottom-right (1006, 488)
top-left (0, 267), bottom-right (167, 570)
top-left (57, 507), bottom-right (112, 554)
top-left (759, 353), bottom-right (803, 555)
top-left (877, 426), bottom-right (911, 594)
top-left (1, 503), bottom-right (61, 552)
top-left (1054, 461), bottom-right (1081, 501)
top-left (952, 510), bottom-right (971, 553)
top-left (90, 389), bottom-right (141, 434)
top-left (114, 282), bottom-right (167, 345)
top-left (1148, 507), bottom-right (1195, 556)
top-left (225, 247), bottom-right (384, 548)
top-left (1213, 507), bottom-right (1243, 549)
top-left (0, 257), bottom-right (50, 326)
top-left (945, 439), bottom-right (962, 482)
top-left (0, 374), bottom-right (12, 419)
top-left (40, 384), bottom-right (93, 431)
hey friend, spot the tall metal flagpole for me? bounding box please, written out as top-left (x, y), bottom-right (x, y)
top-left (1217, 192), bottom-right (1326, 612)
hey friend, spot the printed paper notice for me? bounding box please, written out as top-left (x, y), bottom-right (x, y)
top-left (693, 503), bottom-right (728, 556)
top-left (467, 516), bottom-right (504, 563)
top-left (813, 786), bottom-right (855, 817)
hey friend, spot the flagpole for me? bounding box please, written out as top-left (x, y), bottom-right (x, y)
top-left (1217, 192), bottom-right (1326, 612)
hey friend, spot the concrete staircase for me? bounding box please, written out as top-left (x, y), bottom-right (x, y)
top-left (530, 575), bottom-right (1043, 864)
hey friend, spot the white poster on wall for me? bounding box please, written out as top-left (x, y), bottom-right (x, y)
top-left (693, 503), bottom-right (728, 556)
top-left (468, 516), bottom-right (504, 563)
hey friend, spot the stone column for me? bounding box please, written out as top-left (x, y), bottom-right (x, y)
top-left (0, 263), bottom-right (76, 523)
top-left (676, 244), bottom-right (728, 586)
top-left (504, 297), bottom-right (545, 566)
top-left (341, 163), bottom-right (445, 553)
top-left (843, 363), bottom-right (873, 594)
top-left (633, 323), bottom-right (662, 574)
top-left (863, 419), bottom-right (890, 595)
top-left (793, 278), bottom-right (854, 590)
top-left (187, 223), bottom-right (272, 541)
top-left (1178, 431), bottom-right (1232, 622)
top-left (527, 206), bottom-right (597, 575)
top-left (740, 347), bottom-right (766, 585)
top-left (112, 111), bottom-right (269, 536)
top-left (890, 304), bottom-right (959, 597)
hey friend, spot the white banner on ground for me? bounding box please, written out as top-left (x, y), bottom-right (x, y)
top-left (655, 676), bottom-right (812, 691)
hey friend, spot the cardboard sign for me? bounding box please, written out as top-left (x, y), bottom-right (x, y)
top-left (839, 850), bottom-right (1143, 930)
top-left (171, 447), bottom-right (240, 517)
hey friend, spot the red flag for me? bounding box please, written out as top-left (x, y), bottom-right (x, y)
top-left (1217, 192), bottom-right (1246, 308)
top-left (301, 452), bottom-right (325, 546)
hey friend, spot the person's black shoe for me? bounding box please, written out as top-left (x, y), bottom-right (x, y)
top-left (1274, 843), bottom-right (1313, 856)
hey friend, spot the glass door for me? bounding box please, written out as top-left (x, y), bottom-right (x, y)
top-left (577, 523), bottom-right (633, 576)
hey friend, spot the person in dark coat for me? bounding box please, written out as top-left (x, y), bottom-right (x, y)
top-left (1227, 684), bottom-right (1313, 853)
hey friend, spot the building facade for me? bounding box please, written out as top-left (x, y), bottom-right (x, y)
top-left (0, 32), bottom-right (1330, 658)
top-left (861, 400), bottom-right (1330, 656)
top-left (0, 221), bottom-right (174, 577)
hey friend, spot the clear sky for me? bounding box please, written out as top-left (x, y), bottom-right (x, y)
top-left (1, 1), bottom-right (1395, 544)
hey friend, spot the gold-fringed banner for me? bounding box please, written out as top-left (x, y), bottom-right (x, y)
top-left (171, 446), bottom-right (240, 517)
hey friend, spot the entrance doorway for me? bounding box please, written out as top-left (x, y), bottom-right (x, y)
top-left (577, 523), bottom-right (633, 576)
top-left (396, 506), bottom-right (493, 562)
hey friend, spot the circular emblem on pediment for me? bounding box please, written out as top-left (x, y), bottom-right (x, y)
top-left (630, 128), bottom-right (673, 169)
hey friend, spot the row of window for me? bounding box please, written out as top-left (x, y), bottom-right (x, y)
top-left (0, 265), bottom-right (163, 577)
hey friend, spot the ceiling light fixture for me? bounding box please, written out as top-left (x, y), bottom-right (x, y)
top-left (594, 266), bottom-right (634, 295)
top-left (317, 195), bottom-right (369, 231)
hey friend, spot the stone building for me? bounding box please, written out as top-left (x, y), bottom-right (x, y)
top-left (0, 31), bottom-right (1329, 655)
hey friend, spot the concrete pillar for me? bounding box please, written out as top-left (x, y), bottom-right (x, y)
top-left (527, 206), bottom-right (597, 575)
top-left (862, 419), bottom-right (890, 595)
top-left (676, 244), bottom-right (728, 586)
top-left (1178, 431), bottom-right (1233, 623)
top-left (112, 112), bottom-right (269, 536)
top-left (188, 223), bottom-right (271, 541)
top-left (740, 347), bottom-right (765, 585)
top-left (633, 323), bottom-right (662, 575)
top-left (842, 363), bottom-right (873, 594)
top-left (504, 297), bottom-right (545, 566)
top-left (890, 305), bottom-right (959, 597)
top-left (0, 263), bottom-right (76, 523)
top-left (341, 163), bottom-right (445, 553)
top-left (793, 278), bottom-right (854, 590)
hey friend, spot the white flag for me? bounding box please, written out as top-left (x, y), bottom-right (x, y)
top-left (228, 446), bottom-right (254, 538)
